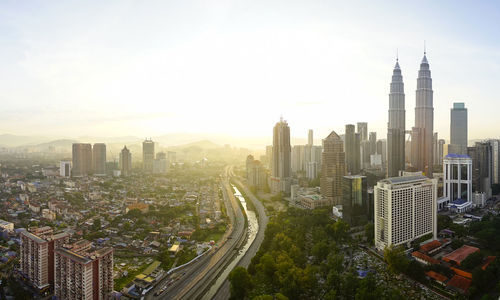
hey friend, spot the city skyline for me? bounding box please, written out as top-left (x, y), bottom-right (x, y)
top-left (1, 1), bottom-right (500, 141)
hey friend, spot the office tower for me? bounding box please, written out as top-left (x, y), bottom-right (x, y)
top-left (167, 151), bottom-right (177, 163)
top-left (308, 129), bottom-right (313, 146)
top-left (54, 241), bottom-right (113, 300)
top-left (342, 175), bottom-right (368, 226)
top-left (468, 142), bottom-right (493, 197)
top-left (374, 175), bottom-right (437, 251)
top-left (142, 139), bottom-right (155, 172)
top-left (442, 154), bottom-right (472, 212)
top-left (20, 227), bottom-right (70, 290)
top-left (438, 139), bottom-right (445, 165)
top-left (306, 161), bottom-right (318, 180)
top-left (265, 146), bottom-right (273, 169)
top-left (432, 132), bottom-right (439, 165)
top-left (377, 139), bottom-right (387, 166)
top-left (320, 131), bottom-right (346, 205)
top-left (412, 52), bottom-right (434, 176)
top-left (345, 124), bottom-right (360, 174)
top-left (357, 122), bottom-right (368, 141)
top-left (60, 160), bottom-right (71, 177)
top-left (449, 102), bottom-right (468, 155)
top-left (119, 146), bottom-right (132, 176)
top-left (270, 117), bottom-right (291, 194)
top-left (246, 155), bottom-right (268, 190)
top-left (72, 143), bottom-right (92, 177)
top-left (92, 143), bottom-right (106, 176)
top-left (488, 140), bottom-right (500, 184)
top-left (153, 152), bottom-right (168, 174)
top-left (360, 140), bottom-right (371, 169)
top-left (369, 132), bottom-right (377, 155)
top-left (387, 58), bottom-right (406, 177)
top-left (291, 145), bottom-right (306, 173)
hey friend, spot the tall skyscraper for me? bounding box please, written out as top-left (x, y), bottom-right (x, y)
top-left (345, 124), bottom-right (360, 174)
top-left (387, 58), bottom-right (406, 177)
top-left (449, 102), bottom-right (468, 155)
top-left (92, 143), bottom-right (107, 176)
top-left (119, 146), bottom-right (132, 176)
top-left (443, 154), bottom-right (472, 212)
top-left (468, 142), bottom-right (493, 197)
top-left (320, 131), bottom-right (346, 205)
top-left (60, 160), bottom-right (71, 177)
top-left (369, 132), bottom-right (377, 156)
top-left (488, 140), bottom-right (500, 184)
top-left (374, 175), bottom-right (437, 251)
top-left (142, 139), bottom-right (155, 172)
top-left (342, 175), bottom-right (368, 226)
top-left (20, 227), bottom-right (70, 290)
top-left (308, 129), bottom-right (313, 146)
top-left (270, 117), bottom-right (291, 194)
top-left (412, 51), bottom-right (434, 176)
top-left (72, 143), bottom-right (92, 177)
top-left (357, 122), bottom-right (368, 141)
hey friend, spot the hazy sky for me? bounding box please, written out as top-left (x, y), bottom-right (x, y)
top-left (1, 1), bottom-right (499, 144)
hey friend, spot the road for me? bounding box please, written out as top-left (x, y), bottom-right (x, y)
top-left (146, 166), bottom-right (247, 300)
top-left (211, 172), bottom-right (269, 300)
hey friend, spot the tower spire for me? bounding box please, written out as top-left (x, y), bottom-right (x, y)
top-left (424, 40), bottom-right (426, 55)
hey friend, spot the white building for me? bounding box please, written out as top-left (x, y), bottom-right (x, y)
top-left (443, 154), bottom-right (472, 212)
top-left (0, 219), bottom-right (14, 232)
top-left (59, 160), bottom-right (71, 177)
top-left (374, 175), bottom-right (437, 251)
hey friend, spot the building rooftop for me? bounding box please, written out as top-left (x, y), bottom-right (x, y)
top-left (442, 245), bottom-right (480, 265)
top-left (56, 248), bottom-right (93, 265)
top-left (445, 153), bottom-right (471, 159)
top-left (383, 175), bottom-right (427, 184)
top-left (420, 240), bottom-right (442, 253)
top-left (447, 275), bottom-right (471, 292)
top-left (412, 251), bottom-right (440, 265)
top-left (425, 271), bottom-right (448, 283)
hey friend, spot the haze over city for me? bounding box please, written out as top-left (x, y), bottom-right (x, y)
top-left (1, 0), bottom-right (500, 145)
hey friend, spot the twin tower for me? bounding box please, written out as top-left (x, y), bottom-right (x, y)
top-left (387, 52), bottom-right (434, 177)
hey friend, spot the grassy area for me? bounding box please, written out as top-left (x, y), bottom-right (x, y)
top-left (114, 263), bottom-right (149, 291)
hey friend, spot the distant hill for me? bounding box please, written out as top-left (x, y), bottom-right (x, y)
top-left (0, 134), bottom-right (54, 147)
top-left (169, 140), bottom-right (220, 150)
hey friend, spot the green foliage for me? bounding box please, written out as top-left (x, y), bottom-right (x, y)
top-left (229, 267), bottom-right (253, 300)
top-left (450, 238), bottom-right (464, 250)
top-left (383, 245), bottom-right (409, 274)
top-left (461, 251), bottom-right (484, 271)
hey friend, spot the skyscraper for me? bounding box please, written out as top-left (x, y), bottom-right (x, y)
top-left (412, 51), bottom-right (434, 176)
top-left (345, 124), bottom-right (360, 174)
top-left (72, 143), bottom-right (92, 177)
top-left (320, 131), bottom-right (346, 205)
top-left (374, 175), bottom-right (437, 251)
top-left (357, 122), bottom-right (368, 141)
top-left (92, 143), bottom-right (106, 176)
top-left (468, 142), bottom-right (493, 197)
top-left (342, 175), bottom-right (368, 226)
top-left (60, 160), bottom-right (71, 177)
top-left (308, 129), bottom-right (313, 146)
top-left (270, 117), bottom-right (291, 194)
top-left (449, 102), bottom-right (468, 155)
top-left (119, 146), bottom-right (132, 176)
top-left (387, 58), bottom-right (406, 177)
top-left (142, 139), bottom-right (155, 172)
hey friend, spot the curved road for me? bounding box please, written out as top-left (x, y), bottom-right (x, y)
top-left (211, 169), bottom-right (269, 300)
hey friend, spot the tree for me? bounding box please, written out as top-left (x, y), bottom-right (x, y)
top-left (383, 245), bottom-right (409, 274)
top-left (437, 214), bottom-right (452, 231)
top-left (364, 223), bottom-right (374, 245)
top-left (229, 267), bottom-right (253, 300)
top-left (461, 251), bottom-right (484, 271)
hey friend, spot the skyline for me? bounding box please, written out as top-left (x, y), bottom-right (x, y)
top-left (1, 1), bottom-right (500, 142)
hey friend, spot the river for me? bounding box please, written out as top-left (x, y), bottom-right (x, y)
top-left (201, 184), bottom-right (259, 300)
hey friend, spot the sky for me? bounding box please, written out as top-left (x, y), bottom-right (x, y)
top-left (1, 0), bottom-right (499, 146)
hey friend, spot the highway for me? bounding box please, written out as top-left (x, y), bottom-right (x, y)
top-left (211, 174), bottom-right (269, 300)
top-left (146, 166), bottom-right (247, 300)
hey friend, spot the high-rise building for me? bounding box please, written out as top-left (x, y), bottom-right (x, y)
top-left (376, 139), bottom-right (387, 166)
top-left (20, 227), bottom-right (70, 290)
top-left (360, 140), bottom-right (371, 170)
top-left (488, 140), bottom-right (500, 184)
top-left (60, 160), bottom-right (71, 177)
top-left (345, 124), bottom-right (360, 174)
top-left (468, 142), bottom-right (493, 197)
top-left (308, 129), bottom-right (313, 146)
top-left (442, 154), bottom-right (472, 212)
top-left (54, 240), bottom-right (113, 300)
top-left (449, 102), bottom-right (468, 155)
top-left (72, 143), bottom-right (92, 177)
top-left (342, 175), bottom-right (368, 226)
top-left (374, 175), bottom-right (437, 251)
top-left (92, 143), bottom-right (107, 176)
top-left (142, 139), bottom-right (155, 172)
top-left (387, 58), bottom-right (406, 177)
top-left (357, 122), bottom-right (368, 141)
top-left (412, 52), bottom-right (434, 176)
top-left (119, 146), bottom-right (132, 176)
top-left (246, 155), bottom-right (268, 190)
top-left (270, 117), bottom-right (291, 194)
top-left (438, 139), bottom-right (445, 165)
top-left (153, 152), bottom-right (168, 174)
top-left (320, 131), bottom-right (346, 205)
top-left (167, 151), bottom-right (177, 164)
